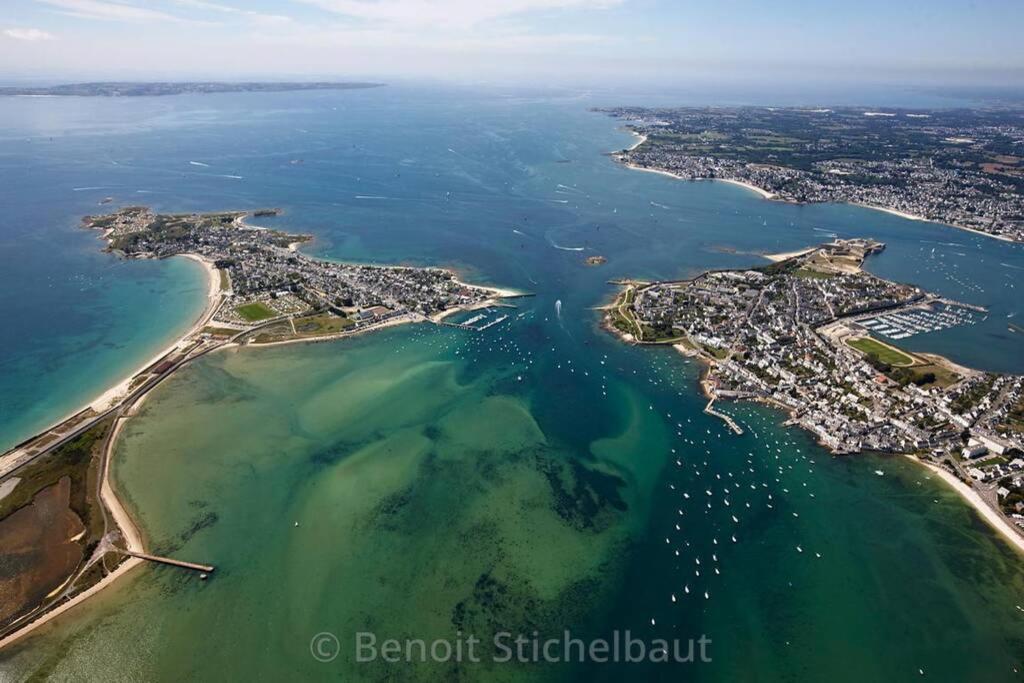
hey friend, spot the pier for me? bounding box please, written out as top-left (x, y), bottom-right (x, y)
top-left (704, 399), bottom-right (744, 435)
top-left (436, 320), bottom-right (477, 331)
top-left (476, 314), bottom-right (509, 330)
top-left (120, 550), bottom-right (215, 573)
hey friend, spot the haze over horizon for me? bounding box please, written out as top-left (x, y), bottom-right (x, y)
top-left (1, 0), bottom-right (1023, 89)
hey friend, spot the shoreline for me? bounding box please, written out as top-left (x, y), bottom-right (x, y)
top-left (602, 283), bottom-right (1024, 560)
top-left (619, 160), bottom-right (777, 200)
top-left (0, 256), bottom-right (220, 649)
top-left (0, 249), bottom-right (520, 649)
top-left (245, 293), bottom-right (511, 350)
top-left (762, 247), bottom-right (816, 263)
top-left (850, 203), bottom-right (1017, 243)
top-left (625, 130), bottom-right (647, 152)
top-left (0, 254), bottom-right (221, 462)
top-left (614, 148), bottom-right (1019, 244)
top-left (0, 414), bottom-right (150, 650)
top-left (904, 455), bottom-right (1024, 555)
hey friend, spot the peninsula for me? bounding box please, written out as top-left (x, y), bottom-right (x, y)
top-left (599, 106), bottom-right (1024, 243)
top-left (605, 238), bottom-right (1024, 546)
top-left (0, 82), bottom-right (383, 97)
top-left (0, 207), bottom-right (518, 646)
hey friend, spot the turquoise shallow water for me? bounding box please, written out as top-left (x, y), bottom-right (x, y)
top-left (0, 86), bottom-right (1023, 681)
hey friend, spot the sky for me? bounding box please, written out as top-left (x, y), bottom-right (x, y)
top-left (1, 0), bottom-right (1023, 87)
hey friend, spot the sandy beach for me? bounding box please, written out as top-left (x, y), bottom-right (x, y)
top-left (0, 257), bottom-right (221, 649)
top-left (5, 255), bottom-right (222, 450)
top-left (618, 154), bottom-right (1018, 245)
top-left (762, 247), bottom-right (816, 263)
top-left (452, 278), bottom-right (523, 299)
top-left (905, 455), bottom-right (1024, 555)
top-left (715, 177), bottom-right (776, 199)
top-left (625, 130), bottom-right (647, 152)
top-left (852, 203), bottom-right (1018, 243)
top-left (87, 254), bottom-right (220, 416)
top-left (0, 557), bottom-right (144, 650)
top-left (621, 161), bottom-right (776, 200)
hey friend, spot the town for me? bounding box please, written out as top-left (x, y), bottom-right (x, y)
top-left (85, 206), bottom-right (504, 334)
top-left (599, 106), bottom-right (1024, 243)
top-left (606, 238), bottom-right (1024, 529)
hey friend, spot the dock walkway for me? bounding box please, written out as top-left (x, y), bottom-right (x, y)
top-left (704, 399), bottom-right (744, 435)
top-left (121, 550), bottom-right (215, 573)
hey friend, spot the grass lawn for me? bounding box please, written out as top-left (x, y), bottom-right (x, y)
top-left (846, 336), bottom-right (915, 367)
top-left (218, 269), bottom-right (230, 291)
top-left (235, 301), bottom-right (277, 322)
top-left (907, 363), bottom-right (960, 389)
top-left (201, 326), bottom-right (239, 338)
top-left (294, 313), bottom-right (355, 336)
top-left (792, 267), bottom-right (833, 279)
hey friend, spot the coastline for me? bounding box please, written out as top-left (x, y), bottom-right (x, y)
top-left (904, 455), bottom-right (1024, 555)
top-left (83, 253), bottom-right (220, 415)
top-left (1, 254), bottom-right (221, 460)
top-left (245, 292), bottom-right (510, 350)
top-left (762, 247), bottom-right (816, 263)
top-left (0, 257), bottom-right (219, 649)
top-left (619, 160), bottom-right (776, 200)
top-left (626, 130), bottom-right (647, 152)
top-left (0, 248), bottom-right (520, 649)
top-left (614, 148), bottom-right (1019, 244)
top-left (851, 203), bottom-right (1017, 243)
top-left (0, 413), bottom-right (147, 649)
top-left (602, 283), bottom-right (1024, 561)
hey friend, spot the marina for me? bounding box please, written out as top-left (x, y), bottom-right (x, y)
top-left (855, 303), bottom-right (980, 340)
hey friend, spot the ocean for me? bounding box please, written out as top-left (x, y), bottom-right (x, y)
top-left (0, 84), bottom-right (1022, 681)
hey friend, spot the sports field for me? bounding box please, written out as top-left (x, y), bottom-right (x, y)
top-left (235, 301), bottom-right (277, 322)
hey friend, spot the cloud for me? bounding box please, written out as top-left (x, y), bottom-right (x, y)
top-left (253, 24), bottom-right (611, 53)
top-left (34, 0), bottom-right (193, 23)
top-left (295, 0), bottom-right (622, 30)
top-left (168, 0), bottom-right (293, 25)
top-left (3, 28), bottom-right (56, 41)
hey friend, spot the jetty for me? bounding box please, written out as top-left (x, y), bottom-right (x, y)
top-left (120, 550), bottom-right (215, 574)
top-left (436, 320), bottom-right (477, 331)
top-left (704, 399), bottom-right (744, 435)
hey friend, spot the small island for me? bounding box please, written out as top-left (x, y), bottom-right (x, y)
top-left (605, 238), bottom-right (1024, 546)
top-left (585, 255), bottom-right (607, 266)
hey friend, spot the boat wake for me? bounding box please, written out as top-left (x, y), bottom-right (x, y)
top-left (547, 236), bottom-right (585, 252)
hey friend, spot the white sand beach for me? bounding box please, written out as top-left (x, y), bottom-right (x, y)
top-left (906, 456), bottom-right (1024, 555)
top-left (762, 247), bottom-right (816, 262)
top-left (621, 162), bottom-right (776, 199)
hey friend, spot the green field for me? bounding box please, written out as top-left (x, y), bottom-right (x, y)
top-left (201, 326), bottom-right (239, 338)
top-left (792, 267), bottom-right (834, 279)
top-left (235, 302), bottom-right (277, 322)
top-left (846, 337), bottom-right (915, 367)
top-left (293, 313), bottom-right (355, 336)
